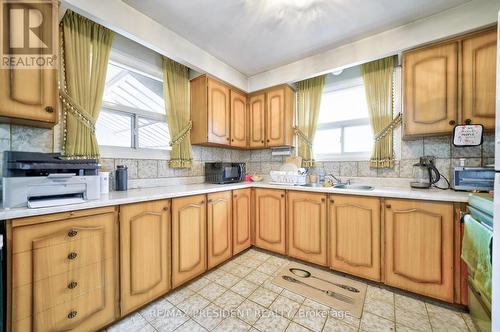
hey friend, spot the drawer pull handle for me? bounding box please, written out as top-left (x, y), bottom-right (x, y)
top-left (68, 281), bottom-right (78, 289)
top-left (68, 229), bottom-right (78, 237)
top-left (330, 200), bottom-right (334, 203)
top-left (67, 252), bottom-right (78, 260)
top-left (45, 106), bottom-right (54, 113)
top-left (386, 204), bottom-right (391, 209)
top-left (163, 207), bottom-right (169, 211)
top-left (67, 310), bottom-right (77, 319)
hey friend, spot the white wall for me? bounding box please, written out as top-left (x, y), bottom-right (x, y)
top-left (61, 0), bottom-right (248, 91)
top-left (248, 0), bottom-right (500, 91)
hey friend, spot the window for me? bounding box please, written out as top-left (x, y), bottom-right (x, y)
top-left (96, 61), bottom-right (171, 157)
top-left (314, 70), bottom-right (373, 160)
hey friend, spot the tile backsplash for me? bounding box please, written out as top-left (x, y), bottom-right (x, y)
top-left (0, 123), bottom-right (493, 190)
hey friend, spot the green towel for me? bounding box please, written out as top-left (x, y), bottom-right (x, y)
top-left (461, 214), bottom-right (492, 304)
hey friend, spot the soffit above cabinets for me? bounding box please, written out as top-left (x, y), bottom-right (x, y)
top-left (122, 0), bottom-right (469, 76)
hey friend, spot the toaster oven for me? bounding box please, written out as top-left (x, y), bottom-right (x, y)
top-left (205, 162), bottom-right (245, 184)
top-left (452, 167), bottom-right (495, 192)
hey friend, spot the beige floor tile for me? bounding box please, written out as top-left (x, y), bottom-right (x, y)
top-left (148, 306), bottom-right (189, 332)
top-left (270, 295), bottom-right (302, 319)
top-left (177, 294), bottom-right (210, 316)
top-left (213, 317), bottom-right (251, 332)
top-left (175, 319), bottom-right (208, 332)
top-left (462, 313), bottom-right (478, 332)
top-left (302, 298), bottom-right (329, 312)
top-left (366, 286), bottom-right (394, 305)
top-left (322, 317), bottom-right (357, 332)
top-left (281, 289), bottom-right (306, 303)
top-left (231, 279), bottom-right (260, 297)
top-left (256, 261), bottom-right (281, 275)
top-left (205, 269), bottom-right (226, 282)
top-left (214, 290), bottom-right (246, 310)
top-left (192, 303), bottom-right (225, 330)
top-left (219, 260), bottom-right (241, 272)
top-left (286, 322), bottom-right (313, 332)
top-left (231, 264), bottom-right (253, 278)
top-left (262, 276), bottom-right (284, 294)
top-left (395, 323), bottom-right (423, 331)
top-left (245, 270), bottom-right (269, 285)
top-left (426, 303), bottom-right (469, 332)
top-left (107, 312), bottom-right (148, 332)
top-left (364, 298), bottom-right (395, 321)
top-left (253, 310), bottom-right (290, 332)
top-left (248, 286), bottom-right (280, 308)
top-left (394, 294), bottom-right (427, 316)
top-left (267, 256), bottom-right (289, 267)
top-left (237, 299), bottom-right (268, 325)
top-left (395, 307), bottom-right (431, 332)
top-left (165, 287), bottom-right (195, 305)
top-left (215, 272), bottom-right (241, 288)
top-left (293, 304), bottom-right (328, 332)
top-left (140, 299), bottom-right (174, 322)
top-left (240, 259), bottom-right (262, 269)
top-left (187, 277), bottom-right (212, 292)
top-left (198, 282), bottom-right (227, 301)
top-left (360, 311), bottom-right (395, 332)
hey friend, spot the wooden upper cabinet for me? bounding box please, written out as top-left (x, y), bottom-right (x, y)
top-left (329, 195), bottom-right (381, 281)
top-left (207, 191), bottom-right (232, 269)
top-left (403, 41), bottom-right (458, 138)
top-left (230, 90), bottom-right (248, 148)
top-left (254, 188), bottom-right (286, 254)
top-left (0, 1), bottom-right (58, 128)
top-left (287, 191), bottom-right (327, 266)
top-left (266, 86), bottom-right (295, 147)
top-left (208, 78), bottom-right (231, 145)
top-left (171, 195), bottom-right (207, 288)
top-left (232, 188), bottom-right (252, 255)
top-left (384, 199), bottom-right (454, 302)
top-left (248, 93), bottom-right (266, 148)
top-left (462, 28), bottom-right (497, 130)
top-left (119, 200), bottom-right (171, 315)
top-left (190, 75), bottom-right (230, 146)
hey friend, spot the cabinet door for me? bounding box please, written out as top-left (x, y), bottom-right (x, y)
top-left (403, 42), bottom-right (458, 138)
top-left (462, 28), bottom-right (497, 130)
top-left (254, 189), bottom-right (286, 254)
top-left (207, 78), bottom-right (231, 145)
top-left (384, 199), bottom-right (454, 302)
top-left (288, 192), bottom-right (327, 266)
top-left (120, 200), bottom-right (170, 315)
top-left (266, 87), bottom-right (286, 146)
top-left (231, 90), bottom-right (248, 148)
top-left (249, 93), bottom-right (266, 148)
top-left (207, 191), bottom-right (232, 269)
top-left (329, 195), bottom-right (381, 281)
top-left (172, 195), bottom-right (207, 288)
top-left (232, 188), bottom-right (252, 255)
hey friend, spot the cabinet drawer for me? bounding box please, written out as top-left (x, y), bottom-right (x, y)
top-left (13, 259), bottom-right (113, 322)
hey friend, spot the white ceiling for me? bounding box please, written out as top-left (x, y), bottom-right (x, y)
top-left (122, 0), bottom-right (470, 76)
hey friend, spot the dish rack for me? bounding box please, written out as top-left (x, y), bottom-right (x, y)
top-left (270, 171), bottom-right (306, 185)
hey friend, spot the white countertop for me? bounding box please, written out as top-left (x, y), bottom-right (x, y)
top-left (0, 181), bottom-right (470, 220)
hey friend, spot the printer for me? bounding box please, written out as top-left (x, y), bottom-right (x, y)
top-left (2, 151), bottom-right (100, 209)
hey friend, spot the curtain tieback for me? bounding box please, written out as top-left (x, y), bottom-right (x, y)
top-left (170, 120), bottom-right (192, 146)
top-left (294, 127), bottom-right (313, 148)
top-left (374, 112), bottom-right (402, 142)
top-left (58, 90), bottom-right (96, 133)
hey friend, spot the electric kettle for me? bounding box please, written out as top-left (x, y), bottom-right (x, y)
top-left (410, 157), bottom-right (441, 189)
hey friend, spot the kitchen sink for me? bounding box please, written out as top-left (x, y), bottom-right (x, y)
top-left (299, 183), bottom-right (325, 187)
top-left (333, 184), bottom-right (374, 190)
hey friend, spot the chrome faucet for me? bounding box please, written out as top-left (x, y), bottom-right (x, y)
top-left (326, 174), bottom-right (351, 185)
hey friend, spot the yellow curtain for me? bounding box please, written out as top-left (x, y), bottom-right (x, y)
top-left (295, 75), bottom-right (325, 167)
top-left (59, 10), bottom-right (114, 159)
top-left (162, 57), bottom-right (192, 168)
top-left (361, 57), bottom-right (396, 168)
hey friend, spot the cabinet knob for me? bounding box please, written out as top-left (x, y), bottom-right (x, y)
top-left (67, 310), bottom-right (77, 319)
top-left (45, 106), bottom-right (54, 113)
top-left (267, 139), bottom-right (270, 142)
top-left (449, 120), bottom-right (456, 126)
top-left (68, 281), bottom-right (78, 289)
top-left (207, 199), bottom-right (213, 203)
top-left (465, 118), bottom-right (472, 125)
top-left (231, 139), bottom-right (234, 142)
top-left (386, 204), bottom-right (391, 209)
top-left (67, 252), bottom-right (78, 260)
top-left (281, 194), bottom-right (285, 198)
top-left (163, 207), bottom-right (169, 211)
top-left (330, 200), bottom-right (334, 203)
top-left (321, 198), bottom-right (325, 202)
top-left (200, 200), bottom-right (205, 204)
top-left (233, 195), bottom-right (237, 198)
top-left (261, 140), bottom-right (264, 143)
top-left (67, 229), bottom-right (78, 237)
top-left (227, 137), bottom-right (230, 141)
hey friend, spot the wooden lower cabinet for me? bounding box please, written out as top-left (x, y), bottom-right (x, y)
top-left (254, 189), bottom-right (286, 254)
top-left (120, 200), bottom-right (171, 315)
top-left (207, 191), bottom-right (233, 269)
top-left (329, 195), bottom-right (381, 281)
top-left (171, 195), bottom-right (207, 288)
top-left (287, 191), bottom-right (327, 266)
top-left (10, 207), bottom-right (118, 332)
top-left (232, 189), bottom-right (252, 255)
top-left (384, 199), bottom-right (454, 302)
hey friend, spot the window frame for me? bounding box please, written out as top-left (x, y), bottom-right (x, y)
top-left (98, 54), bottom-right (172, 160)
top-left (314, 76), bottom-right (372, 161)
